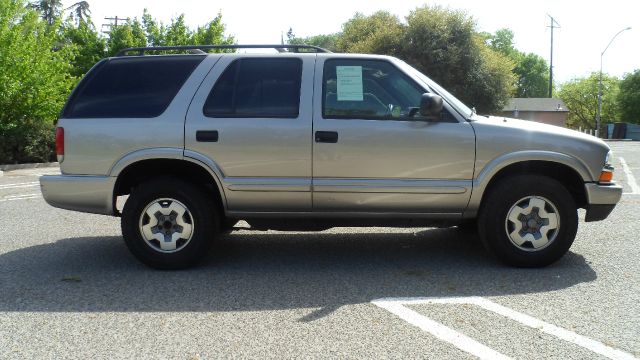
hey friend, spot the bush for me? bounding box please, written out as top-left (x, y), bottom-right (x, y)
top-left (0, 122), bottom-right (56, 164)
top-left (0, 0), bottom-right (74, 164)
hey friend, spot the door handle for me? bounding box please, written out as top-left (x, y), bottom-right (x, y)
top-left (196, 130), bottom-right (218, 142)
top-left (315, 131), bottom-right (338, 143)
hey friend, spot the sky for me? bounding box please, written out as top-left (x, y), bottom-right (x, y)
top-left (65, 0), bottom-right (639, 84)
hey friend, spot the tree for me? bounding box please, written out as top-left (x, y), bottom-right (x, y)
top-left (319, 7), bottom-right (514, 113)
top-left (486, 28), bottom-right (550, 98)
top-left (109, 10), bottom-right (235, 55)
top-left (30, 0), bottom-right (62, 26)
top-left (617, 69), bottom-right (640, 123)
top-left (141, 9), bottom-right (164, 46)
top-left (400, 6), bottom-right (515, 113)
top-left (191, 13), bottom-right (235, 51)
top-left (337, 11), bottom-right (404, 54)
top-left (558, 73), bottom-right (619, 130)
top-left (514, 53), bottom-right (549, 97)
top-left (106, 18), bottom-right (147, 56)
top-left (288, 32), bottom-right (340, 52)
top-left (65, 1), bottom-right (90, 24)
top-left (0, 0), bottom-right (74, 163)
top-left (60, 17), bottom-right (105, 77)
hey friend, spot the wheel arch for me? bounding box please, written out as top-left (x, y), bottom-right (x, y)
top-left (465, 155), bottom-right (589, 218)
top-left (112, 156), bottom-right (227, 215)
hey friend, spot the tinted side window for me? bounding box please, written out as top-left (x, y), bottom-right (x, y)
top-left (322, 59), bottom-right (451, 121)
top-left (203, 58), bottom-right (302, 118)
top-left (63, 56), bottom-right (204, 118)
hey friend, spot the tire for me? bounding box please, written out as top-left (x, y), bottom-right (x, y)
top-left (121, 177), bottom-right (219, 269)
top-left (478, 175), bottom-right (578, 267)
top-left (455, 219), bottom-right (478, 234)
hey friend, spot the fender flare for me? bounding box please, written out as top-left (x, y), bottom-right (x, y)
top-left (464, 151), bottom-right (592, 217)
top-left (108, 147), bottom-right (229, 212)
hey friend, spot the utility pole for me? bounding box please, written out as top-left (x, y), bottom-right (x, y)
top-left (101, 16), bottom-right (130, 35)
top-left (547, 15), bottom-right (560, 98)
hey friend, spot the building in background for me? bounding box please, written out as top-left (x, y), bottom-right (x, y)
top-left (499, 98), bottom-right (569, 127)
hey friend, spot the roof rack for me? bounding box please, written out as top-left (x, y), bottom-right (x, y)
top-left (115, 44), bottom-right (331, 57)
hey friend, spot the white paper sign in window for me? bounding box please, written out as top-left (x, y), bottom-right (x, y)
top-left (336, 66), bottom-right (363, 101)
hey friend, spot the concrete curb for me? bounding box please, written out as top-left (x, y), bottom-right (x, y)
top-left (0, 162), bottom-right (59, 172)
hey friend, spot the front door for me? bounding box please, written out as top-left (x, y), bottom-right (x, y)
top-left (312, 57), bottom-right (476, 215)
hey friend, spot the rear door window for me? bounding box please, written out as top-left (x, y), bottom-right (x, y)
top-left (203, 58), bottom-right (302, 118)
top-left (62, 56), bottom-right (204, 118)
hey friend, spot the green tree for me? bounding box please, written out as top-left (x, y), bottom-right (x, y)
top-left (400, 6), bottom-right (515, 113)
top-left (337, 11), bottom-right (404, 54)
top-left (514, 53), bottom-right (549, 97)
top-left (558, 73), bottom-right (619, 130)
top-left (191, 13), bottom-right (235, 51)
top-left (65, 1), bottom-right (90, 24)
top-left (617, 69), bottom-right (640, 123)
top-left (325, 7), bottom-right (515, 112)
top-left (110, 10), bottom-right (235, 55)
top-left (163, 15), bottom-right (190, 46)
top-left (30, 0), bottom-right (62, 26)
top-left (486, 28), bottom-right (550, 98)
top-left (485, 28), bottom-right (519, 59)
top-left (106, 18), bottom-right (147, 56)
top-left (288, 30), bottom-right (340, 52)
top-left (60, 17), bottom-right (105, 77)
top-left (0, 0), bottom-right (74, 163)
top-left (141, 9), bottom-right (164, 46)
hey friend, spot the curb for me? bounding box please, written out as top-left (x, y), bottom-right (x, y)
top-left (0, 162), bottom-right (59, 172)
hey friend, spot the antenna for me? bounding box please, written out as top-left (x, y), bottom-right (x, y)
top-left (547, 14), bottom-right (561, 98)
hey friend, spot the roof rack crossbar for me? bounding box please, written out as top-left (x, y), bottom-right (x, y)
top-left (115, 44), bottom-right (331, 57)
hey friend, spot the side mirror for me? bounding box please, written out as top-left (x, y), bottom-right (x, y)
top-left (420, 93), bottom-right (443, 117)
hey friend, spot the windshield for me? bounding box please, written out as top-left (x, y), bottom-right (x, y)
top-left (394, 59), bottom-right (474, 118)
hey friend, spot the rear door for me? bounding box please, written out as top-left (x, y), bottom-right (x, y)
top-left (185, 54), bottom-right (315, 213)
top-left (312, 57), bottom-right (476, 215)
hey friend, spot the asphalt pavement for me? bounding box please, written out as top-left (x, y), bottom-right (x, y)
top-left (0, 142), bottom-right (638, 359)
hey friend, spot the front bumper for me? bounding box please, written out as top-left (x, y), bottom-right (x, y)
top-left (584, 182), bottom-right (623, 222)
top-left (40, 175), bottom-right (116, 215)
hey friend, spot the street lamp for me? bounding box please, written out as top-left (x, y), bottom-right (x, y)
top-left (596, 27), bottom-right (631, 138)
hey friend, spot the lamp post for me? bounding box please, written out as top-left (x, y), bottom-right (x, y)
top-left (596, 27), bottom-right (631, 138)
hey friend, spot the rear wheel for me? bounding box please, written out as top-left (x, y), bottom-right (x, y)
top-left (478, 175), bottom-right (578, 267)
top-left (121, 178), bottom-right (218, 269)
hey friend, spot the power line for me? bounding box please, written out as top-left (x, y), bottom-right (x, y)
top-left (101, 16), bottom-right (130, 35)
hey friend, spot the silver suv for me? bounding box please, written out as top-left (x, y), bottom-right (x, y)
top-left (40, 45), bottom-right (622, 269)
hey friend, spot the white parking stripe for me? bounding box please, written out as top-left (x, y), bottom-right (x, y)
top-left (372, 297), bottom-right (638, 360)
top-left (619, 157), bottom-right (640, 194)
top-left (373, 299), bottom-right (511, 360)
top-left (0, 193), bottom-right (42, 202)
top-left (0, 181), bottom-right (39, 190)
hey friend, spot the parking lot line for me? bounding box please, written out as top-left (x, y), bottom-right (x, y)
top-left (619, 157), bottom-right (640, 195)
top-left (0, 181), bottom-right (39, 190)
top-left (0, 193), bottom-right (42, 202)
top-left (372, 296), bottom-right (638, 360)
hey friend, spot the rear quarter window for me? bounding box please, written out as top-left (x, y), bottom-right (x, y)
top-left (62, 56), bottom-right (204, 118)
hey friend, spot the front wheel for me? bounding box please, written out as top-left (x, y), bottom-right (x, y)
top-left (121, 178), bottom-right (218, 269)
top-left (478, 175), bottom-right (578, 267)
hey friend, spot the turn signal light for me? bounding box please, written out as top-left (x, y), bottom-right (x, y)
top-left (599, 170), bottom-right (613, 183)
